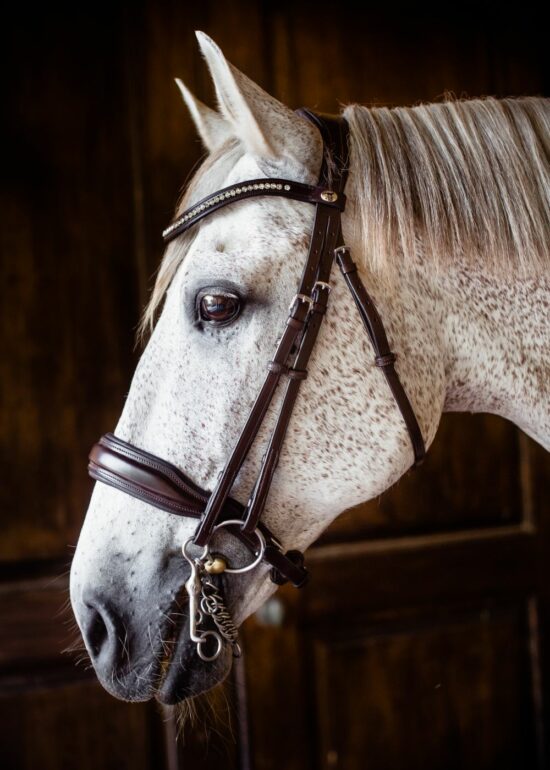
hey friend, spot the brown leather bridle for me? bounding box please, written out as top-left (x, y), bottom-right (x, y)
top-left (88, 109), bottom-right (425, 600)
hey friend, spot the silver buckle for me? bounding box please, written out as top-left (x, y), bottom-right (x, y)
top-left (334, 245), bottom-right (349, 257)
top-left (313, 280), bottom-right (331, 294)
top-left (288, 282), bottom-right (331, 313)
top-left (288, 293), bottom-right (314, 313)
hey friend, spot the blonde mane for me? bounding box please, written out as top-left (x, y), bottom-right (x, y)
top-left (143, 94), bottom-right (549, 333)
top-left (344, 94), bottom-right (549, 280)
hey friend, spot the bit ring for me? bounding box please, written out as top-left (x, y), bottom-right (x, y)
top-left (196, 630), bottom-right (223, 662)
top-left (206, 520), bottom-right (266, 574)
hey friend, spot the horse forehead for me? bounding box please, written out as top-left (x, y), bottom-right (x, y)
top-left (183, 199), bottom-right (313, 279)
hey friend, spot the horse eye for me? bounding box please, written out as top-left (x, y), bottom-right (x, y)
top-left (197, 291), bottom-right (241, 326)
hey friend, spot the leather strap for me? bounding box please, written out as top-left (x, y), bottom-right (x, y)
top-left (335, 247), bottom-right (426, 465)
top-left (194, 206), bottom-right (340, 546)
top-left (239, 119), bottom-right (351, 536)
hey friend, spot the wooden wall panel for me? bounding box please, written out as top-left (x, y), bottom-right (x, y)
top-left (122, 0), bottom-right (272, 294)
top-left (0, 681), bottom-right (163, 770)
top-left (265, 3), bottom-right (547, 110)
top-left (0, 5), bottom-right (140, 562)
top-left (242, 531), bottom-right (545, 769)
top-left (241, 596), bottom-right (313, 770)
top-left (313, 602), bottom-right (537, 770)
top-left (0, 575), bottom-right (73, 680)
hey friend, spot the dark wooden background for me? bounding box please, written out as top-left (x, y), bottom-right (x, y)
top-left (1, 2), bottom-right (548, 768)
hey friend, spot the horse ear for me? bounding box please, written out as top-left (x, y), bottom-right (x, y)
top-left (195, 31), bottom-right (322, 181)
top-left (175, 78), bottom-right (233, 153)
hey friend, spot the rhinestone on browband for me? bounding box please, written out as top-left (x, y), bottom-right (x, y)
top-left (162, 181), bottom-right (292, 239)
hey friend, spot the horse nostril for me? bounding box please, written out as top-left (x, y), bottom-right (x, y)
top-left (84, 604), bottom-right (109, 658)
top-left (80, 592), bottom-right (123, 671)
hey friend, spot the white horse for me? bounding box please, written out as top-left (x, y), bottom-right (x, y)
top-left (70, 31), bottom-right (549, 706)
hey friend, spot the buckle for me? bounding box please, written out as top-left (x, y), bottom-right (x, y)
top-left (314, 280), bottom-right (331, 293)
top-left (288, 293), bottom-right (314, 313)
top-left (289, 282), bottom-right (331, 314)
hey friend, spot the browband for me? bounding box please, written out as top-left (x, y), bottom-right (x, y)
top-left (162, 179), bottom-right (345, 243)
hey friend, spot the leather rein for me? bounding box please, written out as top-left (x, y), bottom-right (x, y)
top-left (88, 109), bottom-right (425, 661)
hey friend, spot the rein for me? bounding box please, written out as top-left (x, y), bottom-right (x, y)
top-left (88, 109), bottom-right (425, 661)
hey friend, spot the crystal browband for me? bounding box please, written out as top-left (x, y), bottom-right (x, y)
top-left (162, 177), bottom-right (346, 243)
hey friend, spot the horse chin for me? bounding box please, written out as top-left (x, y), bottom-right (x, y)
top-left (155, 637), bottom-right (233, 706)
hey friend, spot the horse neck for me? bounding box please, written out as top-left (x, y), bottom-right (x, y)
top-left (427, 260), bottom-right (550, 450)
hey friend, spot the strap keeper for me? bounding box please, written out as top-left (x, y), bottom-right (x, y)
top-left (375, 353), bottom-right (397, 368)
top-left (334, 245), bottom-right (356, 274)
top-left (286, 317), bottom-right (305, 331)
top-left (269, 549), bottom-right (308, 588)
top-left (287, 368), bottom-right (308, 380)
top-left (268, 361), bottom-right (287, 375)
top-left (268, 361), bottom-right (308, 380)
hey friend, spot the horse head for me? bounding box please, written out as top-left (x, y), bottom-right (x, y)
top-left (70, 31), bottom-right (549, 706)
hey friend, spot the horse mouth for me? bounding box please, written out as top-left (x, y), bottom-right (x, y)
top-left (154, 587), bottom-right (191, 703)
top-left (156, 640), bottom-right (188, 704)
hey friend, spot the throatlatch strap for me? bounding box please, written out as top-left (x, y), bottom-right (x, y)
top-left (335, 247), bottom-right (426, 465)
